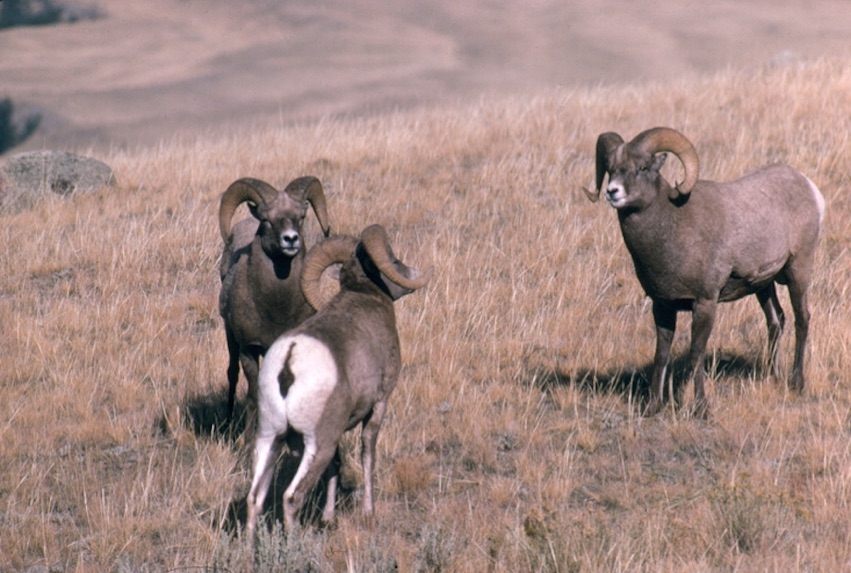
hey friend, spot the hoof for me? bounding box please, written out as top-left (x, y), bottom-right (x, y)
top-left (691, 398), bottom-right (711, 420)
top-left (643, 399), bottom-right (664, 417)
top-left (788, 374), bottom-right (805, 394)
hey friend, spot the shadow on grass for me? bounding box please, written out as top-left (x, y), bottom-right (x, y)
top-left (180, 389), bottom-right (247, 442)
top-left (523, 351), bottom-right (762, 411)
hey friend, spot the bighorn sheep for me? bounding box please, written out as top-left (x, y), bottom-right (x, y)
top-left (218, 176), bottom-right (330, 422)
top-left (245, 224), bottom-right (430, 534)
top-left (585, 127), bottom-right (824, 416)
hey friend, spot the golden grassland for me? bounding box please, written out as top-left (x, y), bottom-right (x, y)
top-left (2, 58), bottom-right (851, 572)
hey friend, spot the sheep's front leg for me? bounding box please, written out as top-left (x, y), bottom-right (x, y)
top-left (360, 400), bottom-right (387, 515)
top-left (225, 328), bottom-right (241, 422)
top-left (239, 349), bottom-right (262, 434)
top-left (689, 298), bottom-right (718, 418)
top-left (646, 300), bottom-right (677, 416)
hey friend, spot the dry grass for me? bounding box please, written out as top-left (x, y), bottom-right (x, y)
top-left (2, 57), bottom-right (851, 572)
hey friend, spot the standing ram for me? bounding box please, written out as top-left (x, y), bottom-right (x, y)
top-left (245, 224), bottom-right (430, 534)
top-left (585, 126), bottom-right (824, 416)
top-left (218, 176), bottom-right (330, 424)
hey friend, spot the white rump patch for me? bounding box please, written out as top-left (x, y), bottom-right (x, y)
top-left (805, 175), bottom-right (826, 223)
top-left (257, 334), bottom-right (338, 437)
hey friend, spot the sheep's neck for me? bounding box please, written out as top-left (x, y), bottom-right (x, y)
top-left (617, 199), bottom-right (706, 302)
top-left (248, 249), bottom-right (311, 324)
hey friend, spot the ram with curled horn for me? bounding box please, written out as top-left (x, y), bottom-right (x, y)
top-left (218, 175), bottom-right (331, 425)
top-left (245, 224), bottom-right (430, 535)
top-left (583, 126), bottom-right (824, 417)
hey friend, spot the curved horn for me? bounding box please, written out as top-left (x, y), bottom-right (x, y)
top-left (630, 127), bottom-right (700, 197)
top-left (301, 235), bottom-right (359, 311)
top-left (218, 178), bottom-right (279, 242)
top-left (584, 132), bottom-right (625, 202)
top-left (360, 225), bottom-right (431, 291)
top-left (285, 176), bottom-right (331, 238)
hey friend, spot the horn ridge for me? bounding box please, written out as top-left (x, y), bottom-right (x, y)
top-left (631, 127), bottom-right (700, 196)
top-left (586, 132), bottom-right (625, 202)
top-left (360, 225), bottom-right (431, 291)
top-left (300, 235), bottom-right (359, 311)
top-left (218, 178), bottom-right (279, 241)
top-left (285, 176), bottom-right (331, 237)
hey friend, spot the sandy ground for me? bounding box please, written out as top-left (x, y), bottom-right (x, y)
top-left (2, 0), bottom-right (851, 155)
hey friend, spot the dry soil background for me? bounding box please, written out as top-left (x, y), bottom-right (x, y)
top-left (3, 0), bottom-right (851, 155)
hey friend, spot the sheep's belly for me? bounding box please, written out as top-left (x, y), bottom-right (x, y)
top-left (718, 255), bottom-right (787, 302)
top-left (718, 277), bottom-right (770, 302)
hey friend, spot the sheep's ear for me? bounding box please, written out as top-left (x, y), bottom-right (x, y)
top-left (651, 152), bottom-right (667, 173)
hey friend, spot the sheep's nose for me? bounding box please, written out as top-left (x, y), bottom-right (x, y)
top-left (606, 182), bottom-right (624, 195)
top-left (281, 231), bottom-right (300, 248)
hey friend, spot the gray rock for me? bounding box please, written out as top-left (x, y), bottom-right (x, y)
top-left (0, 150), bottom-right (116, 212)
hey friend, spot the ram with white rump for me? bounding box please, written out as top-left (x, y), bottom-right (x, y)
top-left (584, 126), bottom-right (824, 417)
top-left (245, 224), bottom-right (430, 534)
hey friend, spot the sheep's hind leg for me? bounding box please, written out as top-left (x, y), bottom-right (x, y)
top-left (360, 400), bottom-right (387, 515)
top-left (756, 284), bottom-right (785, 380)
top-left (645, 300), bottom-right (677, 416)
top-left (283, 437), bottom-right (339, 531)
top-left (246, 433), bottom-right (284, 538)
top-left (786, 277), bottom-right (811, 393)
top-left (320, 448), bottom-right (342, 524)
